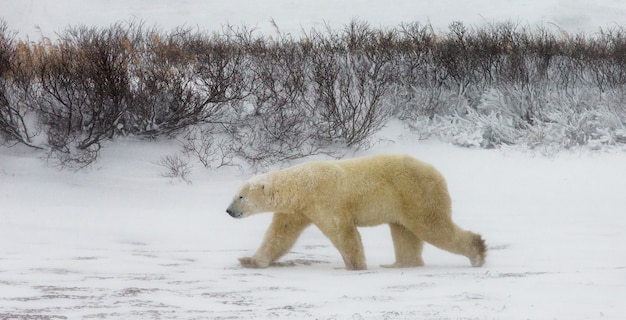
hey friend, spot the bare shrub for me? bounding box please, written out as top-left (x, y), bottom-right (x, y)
top-left (128, 26), bottom-right (250, 138)
top-left (4, 19), bottom-right (626, 167)
top-left (226, 36), bottom-right (319, 166)
top-left (181, 126), bottom-right (237, 169)
top-left (224, 119), bottom-right (323, 170)
top-left (156, 154), bottom-right (192, 183)
top-left (126, 26), bottom-right (198, 137)
top-left (432, 22), bottom-right (479, 109)
top-left (589, 27), bottom-right (626, 90)
top-left (34, 24), bottom-right (135, 167)
top-left (0, 20), bottom-right (41, 148)
top-left (45, 144), bottom-right (101, 170)
top-left (182, 27), bottom-right (251, 113)
top-left (309, 21), bottom-right (395, 148)
top-left (393, 22), bottom-right (446, 120)
top-left (181, 126), bottom-right (217, 168)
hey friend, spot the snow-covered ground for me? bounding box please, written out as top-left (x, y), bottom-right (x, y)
top-left (2, 1), bottom-right (626, 319)
top-left (2, 124), bottom-right (625, 319)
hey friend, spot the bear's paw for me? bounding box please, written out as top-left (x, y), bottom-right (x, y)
top-left (469, 234), bottom-right (487, 267)
top-left (238, 256), bottom-right (270, 269)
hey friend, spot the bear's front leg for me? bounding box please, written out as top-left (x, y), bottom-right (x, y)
top-left (336, 227), bottom-right (367, 270)
top-left (239, 212), bottom-right (311, 269)
top-left (316, 222), bottom-right (367, 270)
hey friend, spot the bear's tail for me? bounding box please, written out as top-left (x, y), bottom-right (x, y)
top-left (469, 233), bottom-right (487, 267)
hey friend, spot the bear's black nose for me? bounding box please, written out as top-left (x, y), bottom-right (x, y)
top-left (226, 208), bottom-right (242, 218)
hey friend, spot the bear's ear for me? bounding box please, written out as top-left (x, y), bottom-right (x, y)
top-left (261, 181), bottom-right (275, 203)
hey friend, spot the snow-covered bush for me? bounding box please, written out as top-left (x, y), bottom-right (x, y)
top-left (3, 19), bottom-right (626, 169)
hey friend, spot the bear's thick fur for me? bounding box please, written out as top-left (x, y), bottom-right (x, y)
top-left (226, 154), bottom-right (487, 270)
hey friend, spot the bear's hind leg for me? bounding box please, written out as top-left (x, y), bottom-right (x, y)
top-left (417, 224), bottom-right (487, 267)
top-left (381, 223), bottom-right (424, 268)
top-left (239, 212), bottom-right (311, 268)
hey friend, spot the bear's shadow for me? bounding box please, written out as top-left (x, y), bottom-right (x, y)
top-left (270, 259), bottom-right (330, 267)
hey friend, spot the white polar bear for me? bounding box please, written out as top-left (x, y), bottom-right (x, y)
top-left (226, 154), bottom-right (487, 270)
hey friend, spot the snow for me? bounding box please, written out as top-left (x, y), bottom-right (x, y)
top-left (2, 128), bottom-right (625, 319)
top-left (2, 1), bottom-right (626, 319)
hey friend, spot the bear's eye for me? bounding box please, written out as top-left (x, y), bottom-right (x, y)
top-left (239, 196), bottom-right (244, 200)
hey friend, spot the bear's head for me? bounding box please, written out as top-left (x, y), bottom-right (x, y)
top-left (226, 174), bottom-right (275, 218)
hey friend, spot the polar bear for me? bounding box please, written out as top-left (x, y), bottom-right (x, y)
top-left (226, 154), bottom-right (486, 270)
